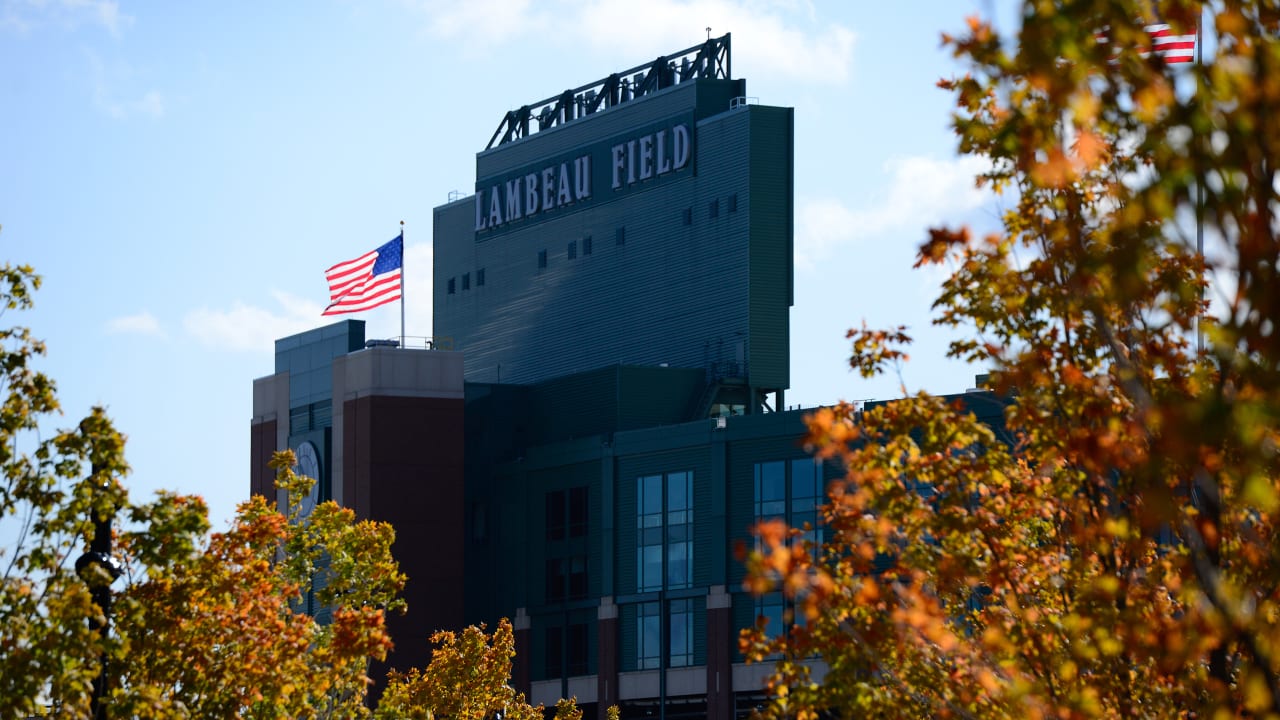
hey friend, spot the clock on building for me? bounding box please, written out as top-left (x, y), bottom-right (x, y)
top-left (293, 441), bottom-right (321, 519)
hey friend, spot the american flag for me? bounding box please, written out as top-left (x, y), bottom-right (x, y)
top-left (323, 235), bottom-right (403, 315)
top-left (1144, 23), bottom-right (1196, 64)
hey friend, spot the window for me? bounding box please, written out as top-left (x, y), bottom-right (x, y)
top-left (729, 193), bottom-right (739, 212)
top-left (637, 601), bottom-right (660, 670)
top-left (752, 459), bottom-right (825, 638)
top-left (462, 272), bottom-right (470, 291)
top-left (682, 207), bottom-right (692, 226)
top-left (546, 491), bottom-right (566, 540)
top-left (669, 599), bottom-right (694, 667)
top-left (447, 277), bottom-right (456, 295)
top-left (545, 554), bottom-right (588, 602)
top-left (582, 236), bottom-right (592, 255)
top-left (567, 623), bottom-right (589, 676)
top-left (567, 240), bottom-right (577, 260)
top-left (616, 227), bottom-right (626, 246)
top-left (637, 471), bottom-right (693, 592)
top-left (538, 249), bottom-right (547, 269)
top-left (568, 486), bottom-right (588, 538)
top-left (477, 268), bottom-right (486, 286)
top-left (545, 625), bottom-right (562, 677)
top-left (547, 488), bottom-right (587, 540)
top-left (709, 198), bottom-right (719, 218)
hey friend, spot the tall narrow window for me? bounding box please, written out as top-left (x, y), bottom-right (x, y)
top-left (462, 272), bottom-right (470, 290)
top-left (637, 475), bottom-right (663, 592)
top-left (567, 623), bottom-right (589, 676)
top-left (546, 490), bottom-right (566, 540)
top-left (669, 598), bottom-right (694, 667)
top-left (666, 471), bottom-right (693, 589)
top-left (538, 249), bottom-right (548, 269)
top-left (637, 601), bottom-right (661, 670)
top-left (567, 240), bottom-right (577, 259)
top-left (569, 486), bottom-right (588, 537)
top-left (582, 235), bottom-right (593, 255)
top-left (616, 227), bottom-right (626, 246)
top-left (477, 268), bottom-right (486, 286)
top-left (637, 471), bottom-right (694, 592)
top-left (447, 277), bottom-right (456, 295)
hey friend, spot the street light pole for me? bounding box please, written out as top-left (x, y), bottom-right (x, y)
top-left (74, 463), bottom-right (121, 720)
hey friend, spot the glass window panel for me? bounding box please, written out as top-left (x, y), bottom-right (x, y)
top-left (640, 475), bottom-right (663, 516)
top-left (546, 490), bottom-right (565, 541)
top-left (756, 592), bottom-right (785, 642)
top-left (670, 599), bottom-right (693, 667)
top-left (638, 602), bottom-right (660, 669)
top-left (755, 462), bottom-right (786, 518)
top-left (667, 541), bottom-right (691, 588)
top-left (545, 625), bottom-right (563, 678)
top-left (639, 545), bottom-right (663, 591)
top-left (569, 486), bottom-right (588, 537)
top-left (667, 471), bottom-right (690, 512)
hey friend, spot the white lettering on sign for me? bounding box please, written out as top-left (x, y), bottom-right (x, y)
top-left (611, 123), bottom-right (690, 190)
top-left (474, 122), bottom-right (691, 232)
top-left (476, 155), bottom-right (592, 231)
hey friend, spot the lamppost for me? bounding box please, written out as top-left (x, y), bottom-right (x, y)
top-left (74, 464), bottom-right (121, 720)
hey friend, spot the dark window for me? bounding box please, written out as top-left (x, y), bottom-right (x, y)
top-left (682, 207), bottom-right (692, 225)
top-left (567, 623), bottom-right (589, 676)
top-left (462, 272), bottom-right (470, 290)
top-left (569, 486), bottom-right (588, 538)
top-left (616, 227), bottom-right (625, 245)
top-left (545, 625), bottom-right (563, 677)
top-left (546, 559), bottom-right (565, 602)
top-left (567, 240), bottom-right (577, 260)
top-left (568, 555), bottom-right (587, 599)
top-left (538, 249), bottom-right (547, 269)
top-left (546, 490), bottom-right (566, 540)
top-left (477, 268), bottom-right (485, 286)
top-left (447, 277), bottom-right (456, 295)
top-left (637, 471), bottom-right (693, 592)
top-left (582, 236), bottom-right (592, 255)
top-left (729, 193), bottom-right (739, 212)
top-left (709, 198), bottom-right (719, 218)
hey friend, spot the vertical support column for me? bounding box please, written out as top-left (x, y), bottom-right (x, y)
top-left (598, 596), bottom-right (619, 711)
top-left (514, 607), bottom-right (532, 698)
top-left (706, 585), bottom-right (734, 720)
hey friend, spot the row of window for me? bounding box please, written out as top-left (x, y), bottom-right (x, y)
top-left (682, 193), bottom-right (739, 225)
top-left (535, 461), bottom-right (823, 674)
top-left (445, 268), bottom-right (486, 295)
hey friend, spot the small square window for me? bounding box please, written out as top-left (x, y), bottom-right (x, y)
top-left (729, 193), bottom-right (738, 212)
top-left (709, 198), bottom-right (719, 218)
top-left (582, 236), bottom-right (592, 255)
top-left (567, 240), bottom-right (577, 260)
top-left (447, 277), bottom-right (456, 295)
top-left (477, 268), bottom-right (486, 286)
top-left (682, 208), bottom-right (692, 226)
top-left (538, 250), bottom-right (547, 269)
top-left (462, 272), bottom-right (470, 290)
top-left (616, 227), bottom-right (626, 246)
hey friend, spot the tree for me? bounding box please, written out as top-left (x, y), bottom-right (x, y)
top-left (375, 617), bottom-right (584, 720)
top-left (742, 1), bottom-right (1280, 717)
top-left (0, 257), bottom-right (405, 718)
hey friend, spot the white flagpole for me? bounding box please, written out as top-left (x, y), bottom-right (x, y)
top-left (399, 221), bottom-right (406, 346)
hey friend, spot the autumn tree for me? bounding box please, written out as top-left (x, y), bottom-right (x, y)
top-left (374, 617), bottom-right (586, 720)
top-left (743, 1), bottom-right (1280, 718)
top-left (0, 258), bottom-right (405, 718)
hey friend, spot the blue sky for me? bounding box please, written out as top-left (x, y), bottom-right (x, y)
top-left (1, 0), bottom-right (1018, 530)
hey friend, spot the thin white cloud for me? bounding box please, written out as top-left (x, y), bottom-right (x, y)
top-left (105, 311), bottom-right (162, 336)
top-left (85, 50), bottom-right (165, 119)
top-left (795, 154), bottom-right (993, 271)
top-left (1, 0), bottom-right (132, 36)
top-left (184, 291), bottom-right (326, 354)
top-left (398, 0), bottom-right (854, 84)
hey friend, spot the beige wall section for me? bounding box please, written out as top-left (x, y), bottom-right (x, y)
top-left (251, 372), bottom-right (290, 512)
top-left (330, 348), bottom-right (465, 508)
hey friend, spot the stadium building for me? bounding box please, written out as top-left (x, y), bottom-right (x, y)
top-left (251, 35), bottom-right (1007, 718)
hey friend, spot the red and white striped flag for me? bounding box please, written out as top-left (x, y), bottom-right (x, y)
top-left (323, 235), bottom-right (403, 315)
top-left (1144, 23), bottom-right (1196, 64)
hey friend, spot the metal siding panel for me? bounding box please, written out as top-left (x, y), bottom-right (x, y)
top-left (747, 106), bottom-right (795, 390)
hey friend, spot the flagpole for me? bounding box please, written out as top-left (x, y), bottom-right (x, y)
top-left (1195, 13), bottom-right (1205, 355)
top-left (399, 221), bottom-right (406, 347)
